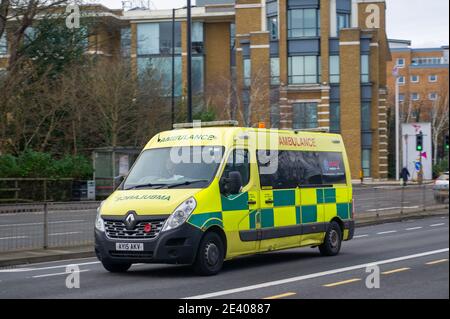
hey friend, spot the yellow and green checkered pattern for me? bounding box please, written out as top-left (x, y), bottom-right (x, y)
top-left (188, 188), bottom-right (352, 232)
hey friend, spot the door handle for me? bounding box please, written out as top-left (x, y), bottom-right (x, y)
top-left (248, 200), bottom-right (257, 205)
top-left (265, 200), bottom-right (274, 204)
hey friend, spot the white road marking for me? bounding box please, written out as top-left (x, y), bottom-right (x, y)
top-left (184, 248), bottom-right (449, 299)
top-left (430, 223), bottom-right (445, 227)
top-left (367, 206), bottom-right (419, 212)
top-left (32, 269), bottom-right (90, 278)
top-left (406, 227), bottom-right (423, 231)
top-left (377, 230), bottom-right (398, 235)
top-left (0, 220), bottom-right (87, 228)
top-left (353, 235), bottom-right (369, 238)
top-left (49, 232), bottom-right (81, 236)
top-left (0, 236), bottom-right (28, 240)
top-left (12, 261), bottom-right (100, 272)
top-left (0, 268), bottom-right (35, 273)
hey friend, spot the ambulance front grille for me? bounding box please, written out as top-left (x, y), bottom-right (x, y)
top-left (104, 220), bottom-right (165, 240)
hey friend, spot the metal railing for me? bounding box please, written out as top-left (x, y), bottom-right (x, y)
top-left (0, 185), bottom-right (448, 253)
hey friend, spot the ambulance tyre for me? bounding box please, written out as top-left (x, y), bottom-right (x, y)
top-left (101, 260), bottom-right (132, 273)
top-left (193, 231), bottom-right (225, 276)
top-left (319, 221), bottom-right (342, 256)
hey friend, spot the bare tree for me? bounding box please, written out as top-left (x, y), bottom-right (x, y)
top-left (431, 82), bottom-right (449, 164)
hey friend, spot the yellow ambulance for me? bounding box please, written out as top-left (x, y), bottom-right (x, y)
top-left (95, 121), bottom-right (354, 275)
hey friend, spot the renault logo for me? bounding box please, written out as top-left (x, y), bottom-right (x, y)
top-left (124, 211), bottom-right (137, 230)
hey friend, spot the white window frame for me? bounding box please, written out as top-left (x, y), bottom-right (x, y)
top-left (411, 93), bottom-right (420, 101)
top-left (396, 58), bottom-right (405, 68)
top-left (429, 93), bottom-right (438, 101)
top-left (410, 75), bottom-right (420, 83)
top-left (429, 75), bottom-right (438, 83)
top-left (397, 76), bottom-right (405, 85)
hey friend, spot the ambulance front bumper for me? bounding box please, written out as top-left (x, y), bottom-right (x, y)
top-left (95, 222), bottom-right (203, 265)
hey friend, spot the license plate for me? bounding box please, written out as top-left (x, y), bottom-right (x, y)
top-left (115, 243), bottom-right (144, 251)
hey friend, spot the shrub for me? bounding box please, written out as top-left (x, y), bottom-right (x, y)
top-left (0, 151), bottom-right (93, 179)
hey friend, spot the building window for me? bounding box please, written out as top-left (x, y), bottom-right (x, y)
top-left (0, 32), bottom-right (7, 55)
top-left (159, 22), bottom-right (182, 54)
top-left (288, 56), bottom-right (319, 84)
top-left (137, 56), bottom-right (182, 96)
top-left (337, 13), bottom-right (350, 32)
top-left (399, 94), bottom-right (405, 102)
top-left (192, 56), bottom-right (204, 94)
top-left (396, 58), bottom-right (405, 68)
top-left (192, 22), bottom-right (204, 54)
top-left (329, 55), bottom-right (340, 83)
top-left (411, 75), bottom-right (420, 83)
top-left (288, 8), bottom-right (320, 38)
top-left (243, 58), bottom-right (251, 87)
top-left (397, 76), bottom-right (405, 85)
top-left (429, 92), bottom-right (438, 101)
top-left (137, 23), bottom-right (160, 55)
top-left (361, 102), bottom-right (371, 131)
top-left (268, 16), bottom-right (278, 40)
top-left (429, 74), bottom-right (438, 82)
top-left (361, 55), bottom-right (370, 83)
top-left (362, 149), bottom-right (371, 177)
top-left (270, 57), bottom-right (280, 85)
top-left (411, 93), bottom-right (420, 101)
top-left (330, 102), bottom-right (340, 133)
top-left (120, 27), bottom-right (131, 58)
top-left (412, 57), bottom-right (443, 65)
top-left (293, 102), bottom-right (318, 129)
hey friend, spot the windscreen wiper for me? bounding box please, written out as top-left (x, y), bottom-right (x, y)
top-left (124, 183), bottom-right (167, 190)
top-left (165, 180), bottom-right (210, 189)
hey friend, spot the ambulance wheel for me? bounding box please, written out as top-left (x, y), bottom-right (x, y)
top-left (319, 221), bottom-right (342, 256)
top-left (101, 260), bottom-right (132, 273)
top-left (193, 231), bottom-right (225, 276)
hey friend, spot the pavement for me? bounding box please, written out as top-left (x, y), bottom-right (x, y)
top-left (0, 215), bottom-right (447, 299)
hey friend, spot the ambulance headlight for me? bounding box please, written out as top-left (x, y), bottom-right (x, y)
top-left (162, 197), bottom-right (197, 232)
top-left (95, 201), bottom-right (105, 232)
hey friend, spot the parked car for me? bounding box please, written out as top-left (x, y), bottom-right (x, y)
top-left (433, 172), bottom-right (449, 203)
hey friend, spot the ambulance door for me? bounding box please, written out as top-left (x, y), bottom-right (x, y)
top-left (220, 149), bottom-right (260, 256)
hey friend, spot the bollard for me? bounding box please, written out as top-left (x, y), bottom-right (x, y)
top-left (422, 184), bottom-right (426, 212)
top-left (43, 203), bottom-right (48, 249)
top-left (400, 186), bottom-right (405, 215)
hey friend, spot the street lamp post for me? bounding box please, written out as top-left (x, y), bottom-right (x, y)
top-left (393, 66), bottom-right (400, 181)
top-left (171, 8), bottom-right (176, 126)
top-left (186, 0), bottom-right (193, 123)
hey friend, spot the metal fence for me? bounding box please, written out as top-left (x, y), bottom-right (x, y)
top-left (0, 202), bottom-right (99, 252)
top-left (354, 183), bottom-right (448, 218)
top-left (0, 185), bottom-right (448, 253)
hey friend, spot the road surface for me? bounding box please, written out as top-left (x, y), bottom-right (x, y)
top-left (0, 215), bottom-right (448, 299)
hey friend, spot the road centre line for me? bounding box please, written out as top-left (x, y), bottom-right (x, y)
top-left (354, 235), bottom-right (369, 238)
top-left (425, 259), bottom-right (448, 265)
top-left (263, 292), bottom-right (296, 299)
top-left (49, 232), bottom-right (81, 236)
top-left (184, 248), bottom-right (449, 299)
top-left (406, 227), bottom-right (423, 231)
top-left (430, 223), bottom-right (445, 227)
top-left (323, 278), bottom-right (361, 287)
top-left (381, 267), bottom-right (410, 275)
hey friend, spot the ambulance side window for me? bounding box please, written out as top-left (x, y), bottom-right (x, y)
top-left (222, 149), bottom-right (250, 187)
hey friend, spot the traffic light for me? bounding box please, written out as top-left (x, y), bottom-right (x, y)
top-left (416, 133), bottom-right (423, 152)
top-left (446, 135), bottom-right (449, 151)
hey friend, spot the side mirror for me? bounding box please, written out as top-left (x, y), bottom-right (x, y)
top-left (221, 171), bottom-right (243, 195)
top-left (114, 175), bottom-right (125, 190)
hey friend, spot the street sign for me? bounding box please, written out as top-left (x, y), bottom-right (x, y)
top-left (415, 162), bottom-right (421, 172)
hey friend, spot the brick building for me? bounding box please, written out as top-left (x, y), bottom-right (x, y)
top-left (0, 1), bottom-right (392, 180)
top-left (387, 40), bottom-right (449, 123)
